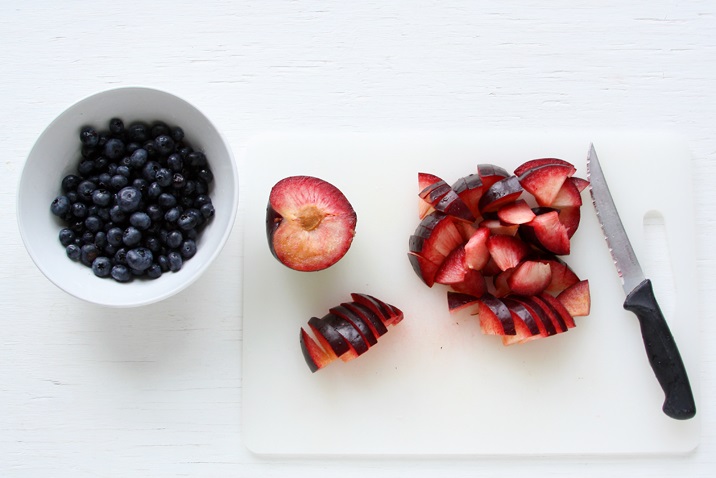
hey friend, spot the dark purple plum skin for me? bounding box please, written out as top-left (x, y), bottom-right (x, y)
top-left (502, 297), bottom-right (541, 336)
top-left (479, 294), bottom-right (516, 336)
top-left (322, 313), bottom-right (370, 356)
top-left (329, 304), bottom-right (379, 346)
top-left (308, 316), bottom-right (351, 358)
top-left (478, 176), bottom-right (523, 212)
top-left (265, 203), bottom-right (283, 260)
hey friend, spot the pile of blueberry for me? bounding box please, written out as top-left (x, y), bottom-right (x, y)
top-left (50, 118), bottom-right (215, 282)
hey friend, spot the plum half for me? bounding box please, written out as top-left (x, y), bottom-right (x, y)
top-left (267, 176), bottom-right (357, 272)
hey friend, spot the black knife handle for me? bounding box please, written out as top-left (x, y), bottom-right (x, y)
top-left (623, 279), bottom-right (696, 420)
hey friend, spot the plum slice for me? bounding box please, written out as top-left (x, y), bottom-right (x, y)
top-left (486, 234), bottom-right (530, 271)
top-left (496, 199), bottom-right (536, 225)
top-left (519, 210), bottom-right (570, 255)
top-left (341, 301), bottom-right (389, 337)
top-left (518, 164), bottom-right (574, 206)
top-left (476, 294), bottom-right (516, 336)
top-left (452, 173), bottom-right (484, 219)
top-left (507, 260), bottom-right (552, 296)
top-left (509, 295), bottom-right (557, 337)
top-left (300, 328), bottom-right (337, 372)
top-left (322, 312), bottom-right (370, 358)
top-left (557, 279), bottom-right (591, 317)
top-left (514, 158), bottom-right (577, 177)
top-left (477, 164), bottom-right (510, 190)
top-left (329, 304), bottom-right (379, 346)
top-left (539, 292), bottom-right (577, 329)
top-left (308, 316), bottom-right (353, 360)
top-left (478, 176), bottom-right (523, 214)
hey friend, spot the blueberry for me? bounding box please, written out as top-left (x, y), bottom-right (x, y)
top-left (183, 180), bottom-right (197, 196)
top-left (110, 174), bottom-right (129, 190)
top-left (96, 206), bottom-right (111, 222)
top-left (122, 226), bottom-right (142, 246)
top-left (71, 202), bottom-right (88, 218)
top-left (145, 235), bottom-right (161, 253)
top-left (151, 121), bottom-right (171, 138)
top-left (177, 210), bottom-right (199, 231)
top-left (51, 195), bottom-right (71, 216)
top-left (142, 161), bottom-right (160, 182)
top-left (109, 205), bottom-right (126, 223)
top-left (80, 126), bottom-right (99, 147)
top-left (157, 192), bottom-right (177, 208)
top-left (167, 153), bottom-right (183, 171)
top-left (110, 264), bottom-right (131, 282)
top-left (84, 215), bottom-right (103, 233)
top-left (154, 135), bottom-right (175, 156)
top-left (195, 181), bottom-right (208, 196)
top-left (61, 174), bottom-right (82, 192)
top-left (129, 211), bottom-right (151, 230)
top-left (95, 158), bottom-right (109, 172)
top-left (187, 151), bottom-right (207, 168)
top-left (116, 165), bottom-right (131, 178)
top-left (127, 122), bottom-right (149, 142)
top-left (143, 140), bottom-right (159, 158)
top-left (114, 248), bottom-right (128, 265)
top-left (146, 263), bottom-right (162, 279)
top-left (171, 126), bottom-right (184, 142)
top-left (116, 186), bottom-right (142, 212)
top-left (78, 160), bottom-right (95, 176)
top-left (77, 180), bottom-right (97, 201)
top-left (94, 231), bottom-right (107, 248)
top-left (126, 247), bottom-right (153, 271)
top-left (58, 228), bottom-right (75, 247)
top-left (180, 239), bottom-right (197, 259)
top-left (146, 204), bottom-right (163, 222)
top-left (197, 168), bottom-right (214, 184)
top-left (66, 244), bottom-right (81, 261)
top-left (91, 188), bottom-right (112, 207)
top-left (80, 244), bottom-right (99, 267)
top-left (166, 230), bottom-right (183, 249)
top-left (171, 172), bottom-right (186, 189)
top-left (200, 202), bottom-right (215, 219)
top-left (97, 173), bottom-right (112, 188)
top-left (109, 118), bottom-right (124, 136)
top-left (81, 231), bottom-right (96, 245)
top-left (106, 227), bottom-right (123, 247)
top-left (147, 182), bottom-right (162, 199)
top-left (157, 254), bottom-right (170, 272)
top-left (129, 148), bottom-right (148, 169)
top-left (164, 207), bottom-right (182, 223)
top-left (155, 167), bottom-right (172, 187)
top-left (91, 256), bottom-right (112, 277)
top-left (104, 138), bottom-right (126, 160)
top-left (167, 251), bottom-right (183, 272)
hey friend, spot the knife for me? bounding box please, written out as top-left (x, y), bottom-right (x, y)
top-left (587, 143), bottom-right (696, 420)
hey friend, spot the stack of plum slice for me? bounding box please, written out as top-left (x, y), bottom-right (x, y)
top-left (409, 159), bottom-right (591, 345)
top-left (300, 293), bottom-right (404, 372)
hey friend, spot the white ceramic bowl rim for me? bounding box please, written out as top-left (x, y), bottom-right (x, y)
top-left (17, 86), bottom-right (239, 307)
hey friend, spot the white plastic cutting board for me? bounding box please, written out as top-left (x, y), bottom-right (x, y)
top-left (241, 131), bottom-right (700, 456)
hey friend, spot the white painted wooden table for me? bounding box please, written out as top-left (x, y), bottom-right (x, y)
top-left (1, 1), bottom-right (714, 476)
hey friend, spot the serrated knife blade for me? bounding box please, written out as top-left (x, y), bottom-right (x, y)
top-left (587, 143), bottom-right (695, 420)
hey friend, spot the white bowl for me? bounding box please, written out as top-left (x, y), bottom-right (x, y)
top-left (17, 87), bottom-right (239, 307)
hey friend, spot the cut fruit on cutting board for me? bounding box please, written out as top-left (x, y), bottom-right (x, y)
top-left (240, 131), bottom-right (700, 455)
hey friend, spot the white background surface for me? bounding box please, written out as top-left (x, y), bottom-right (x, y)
top-left (1, 1), bottom-right (714, 476)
